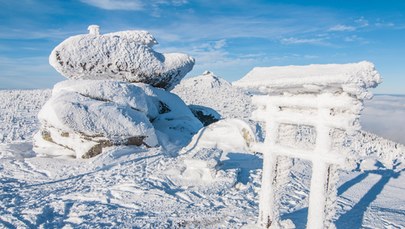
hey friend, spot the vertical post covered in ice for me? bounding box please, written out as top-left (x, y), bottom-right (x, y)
top-left (234, 61), bottom-right (382, 228)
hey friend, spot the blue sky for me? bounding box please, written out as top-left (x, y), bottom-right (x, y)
top-left (0, 0), bottom-right (405, 94)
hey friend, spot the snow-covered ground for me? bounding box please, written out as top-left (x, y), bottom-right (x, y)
top-left (0, 74), bottom-right (404, 228)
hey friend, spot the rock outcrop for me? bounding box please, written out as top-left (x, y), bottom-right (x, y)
top-left (34, 26), bottom-right (201, 158)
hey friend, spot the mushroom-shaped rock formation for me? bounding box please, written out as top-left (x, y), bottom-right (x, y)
top-left (49, 26), bottom-right (194, 90)
top-left (34, 80), bottom-right (203, 159)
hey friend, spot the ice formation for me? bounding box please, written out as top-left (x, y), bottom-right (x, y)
top-left (49, 26), bottom-right (194, 91)
top-left (236, 61), bottom-right (382, 228)
top-left (34, 26), bottom-right (200, 158)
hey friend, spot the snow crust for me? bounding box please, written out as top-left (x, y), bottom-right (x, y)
top-left (49, 28), bottom-right (194, 90)
top-left (234, 61), bottom-right (382, 99)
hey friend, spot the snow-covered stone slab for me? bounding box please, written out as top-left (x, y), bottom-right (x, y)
top-left (49, 26), bottom-right (194, 90)
top-left (234, 61), bottom-right (381, 99)
top-left (34, 80), bottom-right (202, 159)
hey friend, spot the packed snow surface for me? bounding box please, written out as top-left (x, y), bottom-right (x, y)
top-left (49, 28), bottom-right (194, 90)
top-left (234, 61), bottom-right (381, 99)
top-left (0, 73), bottom-right (404, 228)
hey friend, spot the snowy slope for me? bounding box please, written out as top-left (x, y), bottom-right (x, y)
top-left (0, 75), bottom-right (405, 228)
top-left (172, 71), bottom-right (254, 120)
top-left (0, 90), bottom-right (51, 143)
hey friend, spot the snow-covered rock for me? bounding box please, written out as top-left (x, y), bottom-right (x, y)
top-left (34, 80), bottom-right (202, 158)
top-left (49, 27), bottom-right (194, 90)
top-left (188, 105), bottom-right (221, 126)
top-left (184, 119), bottom-right (256, 154)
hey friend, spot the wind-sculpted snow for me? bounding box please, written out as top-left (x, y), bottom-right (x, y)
top-left (34, 80), bottom-right (202, 158)
top-left (49, 30), bottom-right (194, 90)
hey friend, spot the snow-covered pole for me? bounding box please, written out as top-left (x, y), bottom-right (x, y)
top-left (307, 107), bottom-right (333, 229)
top-left (255, 98), bottom-right (294, 228)
top-left (258, 118), bottom-right (280, 227)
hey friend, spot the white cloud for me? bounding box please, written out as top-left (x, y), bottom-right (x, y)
top-left (80, 0), bottom-right (188, 12)
top-left (80, 0), bottom-right (144, 10)
top-left (214, 39), bottom-right (226, 49)
top-left (355, 17), bottom-right (369, 27)
top-left (329, 24), bottom-right (356, 32)
top-left (281, 37), bottom-right (328, 46)
top-left (344, 35), bottom-right (369, 44)
top-left (375, 22), bottom-right (395, 28)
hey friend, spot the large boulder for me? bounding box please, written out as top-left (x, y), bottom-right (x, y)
top-left (34, 80), bottom-right (203, 158)
top-left (188, 104), bottom-right (221, 126)
top-left (49, 26), bottom-right (195, 90)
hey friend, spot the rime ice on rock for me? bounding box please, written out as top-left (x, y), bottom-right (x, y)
top-left (49, 25), bottom-right (194, 91)
top-left (234, 61), bottom-right (382, 229)
top-left (34, 80), bottom-right (202, 159)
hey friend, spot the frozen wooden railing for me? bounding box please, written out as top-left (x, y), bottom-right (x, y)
top-left (234, 61), bottom-right (381, 229)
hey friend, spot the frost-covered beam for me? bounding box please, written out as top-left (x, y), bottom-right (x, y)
top-left (234, 61), bottom-right (381, 100)
top-left (253, 93), bottom-right (361, 111)
top-left (253, 143), bottom-right (346, 166)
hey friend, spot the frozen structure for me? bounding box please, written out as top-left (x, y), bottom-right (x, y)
top-left (234, 61), bottom-right (382, 228)
top-left (34, 26), bottom-right (202, 158)
top-left (49, 26), bottom-right (194, 90)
